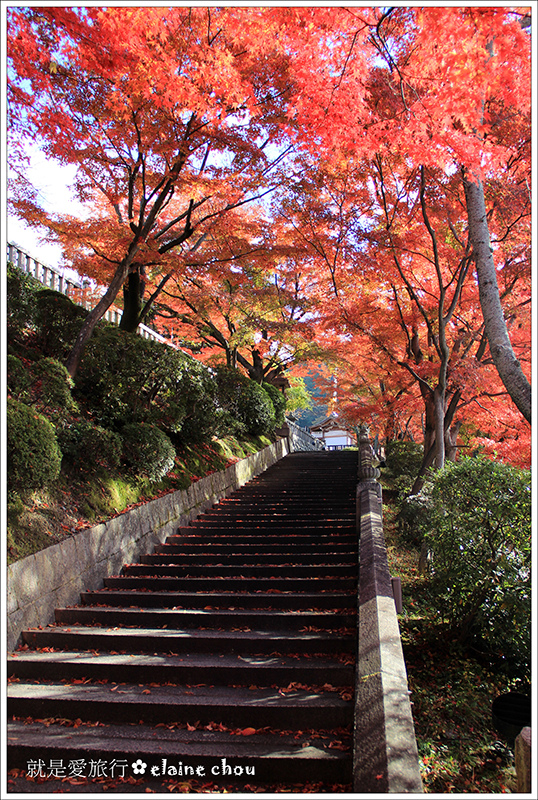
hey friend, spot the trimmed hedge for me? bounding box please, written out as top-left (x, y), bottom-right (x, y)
top-left (7, 398), bottom-right (62, 492)
top-left (57, 421), bottom-right (122, 475)
top-left (262, 382), bottom-right (287, 428)
top-left (121, 423), bottom-right (176, 481)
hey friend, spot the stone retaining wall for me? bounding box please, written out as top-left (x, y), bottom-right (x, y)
top-left (6, 439), bottom-right (289, 652)
top-left (352, 430), bottom-right (423, 792)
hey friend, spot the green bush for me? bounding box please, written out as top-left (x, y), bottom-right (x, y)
top-left (213, 367), bottom-right (251, 437)
top-left (121, 423), bottom-right (176, 481)
top-left (215, 367), bottom-right (277, 437)
top-left (385, 440), bottom-right (424, 478)
top-left (7, 355), bottom-right (31, 398)
top-left (8, 355), bottom-right (78, 420)
top-left (7, 398), bottom-right (62, 492)
top-left (240, 380), bottom-right (276, 435)
top-left (34, 289), bottom-right (87, 359)
top-left (32, 357), bottom-right (78, 414)
top-left (76, 327), bottom-right (161, 428)
top-left (57, 421), bottom-right (122, 475)
top-left (262, 382), bottom-right (287, 428)
top-left (6, 263), bottom-right (42, 344)
top-left (422, 457), bottom-right (531, 677)
top-left (76, 326), bottom-right (221, 442)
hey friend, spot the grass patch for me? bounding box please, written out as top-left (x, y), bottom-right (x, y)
top-left (7, 434), bottom-right (274, 565)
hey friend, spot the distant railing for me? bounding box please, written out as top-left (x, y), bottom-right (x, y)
top-left (7, 242), bottom-right (177, 348)
top-left (285, 419), bottom-right (324, 451)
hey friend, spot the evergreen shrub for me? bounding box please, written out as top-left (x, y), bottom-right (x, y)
top-left (121, 423), bottom-right (176, 481)
top-left (32, 357), bottom-right (78, 414)
top-left (76, 326), bottom-right (221, 442)
top-left (385, 440), bottom-right (424, 478)
top-left (420, 457), bottom-right (531, 677)
top-left (262, 382), bottom-right (287, 428)
top-left (215, 367), bottom-right (276, 437)
top-left (240, 380), bottom-right (276, 435)
top-left (57, 421), bottom-right (122, 474)
top-left (7, 398), bottom-right (62, 491)
top-left (6, 263), bottom-right (41, 343)
top-left (7, 355), bottom-right (31, 398)
top-left (34, 289), bottom-right (87, 359)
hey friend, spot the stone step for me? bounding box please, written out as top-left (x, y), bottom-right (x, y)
top-left (213, 500), bottom-right (354, 510)
top-left (198, 503), bottom-right (355, 513)
top-left (81, 590), bottom-right (355, 611)
top-left (54, 606), bottom-right (355, 631)
top-left (9, 449), bottom-right (360, 792)
top-left (170, 529), bottom-right (356, 542)
top-left (139, 553), bottom-right (355, 566)
top-left (121, 564), bottom-right (357, 578)
top-left (7, 721), bottom-right (352, 784)
top-left (8, 681), bottom-right (353, 729)
top-left (156, 542), bottom-right (357, 554)
top-left (21, 625), bottom-right (355, 655)
top-left (8, 649), bottom-right (353, 686)
top-left (190, 518), bottom-right (354, 527)
top-left (103, 575), bottom-right (357, 593)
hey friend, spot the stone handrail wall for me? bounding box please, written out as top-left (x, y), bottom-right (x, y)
top-left (284, 418), bottom-right (324, 452)
top-left (6, 439), bottom-right (289, 652)
top-left (352, 426), bottom-right (423, 792)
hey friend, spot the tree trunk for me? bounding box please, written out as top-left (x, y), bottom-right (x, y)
top-left (65, 252), bottom-right (138, 377)
top-left (433, 385), bottom-right (445, 470)
top-left (463, 172), bottom-right (531, 423)
top-left (119, 267), bottom-right (145, 333)
top-left (445, 419), bottom-right (462, 462)
top-left (410, 390), bottom-right (461, 495)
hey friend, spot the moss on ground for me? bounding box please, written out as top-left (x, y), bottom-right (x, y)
top-left (7, 434), bottom-right (273, 566)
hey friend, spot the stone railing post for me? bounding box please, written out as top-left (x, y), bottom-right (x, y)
top-left (515, 727), bottom-right (531, 793)
top-left (353, 426), bottom-right (422, 793)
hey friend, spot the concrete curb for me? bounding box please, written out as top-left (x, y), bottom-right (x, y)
top-left (7, 439), bottom-right (289, 652)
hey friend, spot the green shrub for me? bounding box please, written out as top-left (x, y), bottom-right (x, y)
top-left (34, 289), bottom-right (87, 359)
top-left (213, 367), bottom-right (251, 437)
top-left (7, 398), bottom-right (62, 491)
top-left (32, 357), bottom-right (78, 414)
top-left (6, 263), bottom-right (42, 343)
top-left (8, 355), bottom-right (78, 420)
top-left (76, 326), bottom-right (221, 442)
top-left (76, 327), bottom-right (159, 428)
top-left (7, 355), bottom-right (31, 398)
top-left (385, 440), bottom-right (424, 478)
top-left (215, 367), bottom-right (277, 437)
top-left (422, 457), bottom-right (531, 677)
top-left (262, 382), bottom-right (287, 428)
top-left (121, 423), bottom-right (176, 481)
top-left (240, 380), bottom-right (276, 435)
top-left (57, 421), bottom-right (122, 474)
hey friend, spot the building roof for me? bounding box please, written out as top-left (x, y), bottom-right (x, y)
top-left (310, 414), bottom-right (354, 434)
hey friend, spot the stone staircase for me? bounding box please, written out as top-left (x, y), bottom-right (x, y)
top-left (7, 450), bottom-right (359, 791)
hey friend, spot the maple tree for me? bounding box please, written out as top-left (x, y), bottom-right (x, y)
top-left (8, 5), bottom-right (531, 467)
top-left (286, 5), bottom-right (531, 425)
top-left (7, 6), bottom-right (308, 375)
top-left (275, 107), bottom-right (530, 473)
